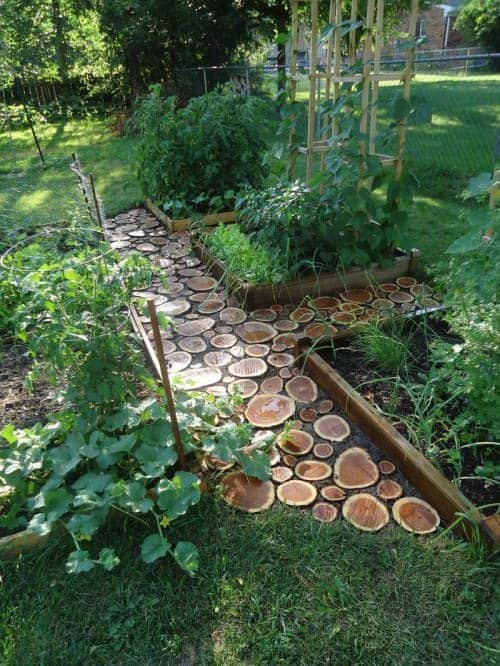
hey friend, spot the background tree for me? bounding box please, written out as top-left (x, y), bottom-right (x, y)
top-left (456, 0), bottom-right (500, 52)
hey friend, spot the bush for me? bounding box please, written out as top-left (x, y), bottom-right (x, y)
top-left (132, 86), bottom-right (270, 216)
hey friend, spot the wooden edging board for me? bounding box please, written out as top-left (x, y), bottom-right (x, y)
top-left (145, 199), bottom-right (236, 233)
top-left (192, 237), bottom-right (421, 310)
top-left (294, 339), bottom-right (500, 549)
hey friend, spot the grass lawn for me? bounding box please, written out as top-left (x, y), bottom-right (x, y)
top-left (1, 499), bottom-right (498, 665)
top-left (0, 118), bottom-right (141, 233)
top-left (1, 75), bottom-right (499, 664)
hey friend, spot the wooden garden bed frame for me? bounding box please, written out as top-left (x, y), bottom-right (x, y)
top-left (145, 199), bottom-right (236, 233)
top-left (192, 235), bottom-right (420, 310)
top-left (293, 338), bottom-right (500, 549)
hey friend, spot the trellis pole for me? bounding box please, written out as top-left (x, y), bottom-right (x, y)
top-left (358, 0), bottom-right (375, 162)
top-left (369, 0), bottom-right (385, 155)
top-left (306, 0), bottom-right (319, 181)
top-left (288, 0), bottom-right (300, 179)
top-left (349, 0), bottom-right (358, 67)
top-left (320, 0), bottom-right (336, 172)
top-left (395, 0), bottom-right (419, 181)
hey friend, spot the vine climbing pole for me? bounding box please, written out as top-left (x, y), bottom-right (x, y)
top-left (288, 0), bottom-right (420, 183)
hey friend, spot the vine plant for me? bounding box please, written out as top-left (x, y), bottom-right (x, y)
top-left (0, 222), bottom-right (269, 574)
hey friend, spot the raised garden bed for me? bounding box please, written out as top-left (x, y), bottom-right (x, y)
top-left (293, 338), bottom-right (500, 549)
top-left (145, 199), bottom-right (236, 233)
top-left (192, 235), bottom-right (421, 310)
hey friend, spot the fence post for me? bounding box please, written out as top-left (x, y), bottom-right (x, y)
top-left (203, 68), bottom-right (208, 94)
top-left (465, 48), bottom-right (470, 74)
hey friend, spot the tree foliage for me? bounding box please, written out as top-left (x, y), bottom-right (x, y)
top-left (456, 0), bottom-right (500, 52)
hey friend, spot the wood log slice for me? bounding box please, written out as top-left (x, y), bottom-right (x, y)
top-left (342, 493), bottom-right (390, 532)
top-left (392, 497), bottom-right (440, 534)
top-left (277, 480), bottom-right (317, 506)
top-left (222, 471), bottom-right (275, 513)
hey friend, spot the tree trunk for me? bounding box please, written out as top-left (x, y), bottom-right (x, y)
top-left (51, 0), bottom-right (69, 82)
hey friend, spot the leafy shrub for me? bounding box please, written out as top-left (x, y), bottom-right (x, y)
top-left (236, 167), bottom-right (412, 279)
top-left (430, 193), bottom-right (500, 441)
top-left (204, 222), bottom-right (287, 284)
top-left (0, 223), bottom-right (269, 574)
top-left (132, 86), bottom-right (270, 216)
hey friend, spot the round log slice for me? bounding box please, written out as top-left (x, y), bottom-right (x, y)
top-left (318, 399), bottom-right (333, 415)
top-left (371, 298), bottom-right (395, 311)
top-left (175, 317), bottom-right (215, 337)
top-left (204, 351), bottom-right (232, 368)
top-left (334, 447), bottom-right (379, 489)
top-left (186, 276), bottom-right (218, 292)
top-left (340, 288), bottom-right (373, 304)
top-left (282, 454), bottom-right (297, 467)
top-left (229, 358), bottom-right (268, 378)
top-left (166, 351), bottom-right (192, 373)
top-left (277, 480), bottom-right (317, 506)
top-left (392, 497), bottom-right (440, 534)
top-left (304, 323), bottom-right (338, 340)
top-left (198, 299), bottom-right (226, 314)
top-left (285, 376), bottom-right (318, 403)
top-left (173, 367), bottom-right (222, 389)
top-left (274, 333), bottom-right (296, 349)
top-left (260, 376), bottom-right (284, 394)
top-left (250, 308), bottom-right (277, 322)
top-left (295, 460), bottom-right (332, 481)
top-left (379, 282), bottom-right (399, 293)
top-left (279, 367), bottom-right (293, 380)
top-left (342, 493), bottom-right (390, 532)
top-left (389, 291), bottom-right (414, 304)
top-left (312, 296), bottom-right (340, 309)
top-left (157, 299), bottom-right (191, 316)
top-left (377, 479), bottom-right (403, 501)
top-left (330, 311), bottom-right (356, 325)
top-left (339, 302), bottom-right (363, 314)
top-left (277, 429), bottom-right (313, 455)
top-left (268, 353), bottom-right (295, 369)
top-left (410, 283), bottom-right (432, 297)
top-left (396, 276), bottom-right (417, 289)
top-left (236, 322), bottom-right (277, 344)
top-left (312, 502), bottom-right (338, 522)
top-left (245, 394), bottom-right (295, 428)
top-left (222, 471), bottom-right (275, 513)
top-left (379, 460), bottom-right (396, 475)
top-left (299, 407), bottom-right (317, 423)
top-left (220, 307), bottom-right (247, 325)
top-left (272, 466), bottom-right (294, 483)
top-left (228, 379), bottom-right (259, 399)
top-left (313, 442), bottom-right (334, 459)
top-left (313, 415), bottom-right (350, 442)
top-left (320, 485), bottom-right (346, 501)
top-left (245, 344), bottom-right (270, 357)
top-left (274, 319), bottom-right (299, 332)
top-left (290, 307), bottom-right (315, 323)
top-left (210, 333), bottom-right (237, 349)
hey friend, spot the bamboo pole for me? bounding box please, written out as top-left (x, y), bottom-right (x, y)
top-left (359, 0), bottom-right (376, 161)
top-left (369, 0), bottom-right (384, 155)
top-left (332, 0), bottom-right (342, 138)
top-left (320, 0), bottom-right (336, 172)
top-left (306, 0), bottom-right (319, 182)
top-left (395, 0), bottom-right (419, 181)
top-left (349, 0), bottom-right (358, 67)
top-left (147, 299), bottom-right (187, 470)
top-left (288, 0), bottom-right (300, 179)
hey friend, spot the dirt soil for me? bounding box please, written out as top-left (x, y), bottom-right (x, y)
top-left (323, 319), bottom-right (499, 515)
top-left (0, 343), bottom-right (58, 430)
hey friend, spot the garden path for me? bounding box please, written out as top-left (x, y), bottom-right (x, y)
top-left (104, 208), bottom-right (440, 533)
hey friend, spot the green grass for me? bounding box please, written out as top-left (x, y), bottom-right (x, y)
top-left (0, 118), bottom-right (141, 231)
top-left (1, 499), bottom-right (498, 665)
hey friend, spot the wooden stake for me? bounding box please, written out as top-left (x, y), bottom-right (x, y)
top-left (395, 0), bottom-right (419, 181)
top-left (349, 0), bottom-right (358, 67)
top-left (147, 299), bottom-right (187, 470)
top-left (320, 0), bottom-right (336, 172)
top-left (89, 173), bottom-right (105, 235)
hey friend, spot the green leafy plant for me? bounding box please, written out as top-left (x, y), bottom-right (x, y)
top-left (131, 85), bottom-right (271, 215)
top-left (0, 221), bottom-right (270, 574)
top-left (353, 320), bottom-right (413, 374)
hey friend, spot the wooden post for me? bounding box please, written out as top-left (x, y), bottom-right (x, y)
top-left (359, 0), bottom-right (375, 162)
top-left (89, 173), bottom-right (104, 234)
top-left (288, 0), bottom-right (300, 179)
top-left (395, 0), bottom-right (419, 181)
top-left (369, 0), bottom-right (384, 155)
top-left (349, 0), bottom-right (358, 67)
top-left (306, 0), bottom-right (319, 182)
top-left (202, 68), bottom-right (208, 94)
top-left (320, 0), bottom-right (336, 172)
top-left (147, 299), bottom-right (187, 470)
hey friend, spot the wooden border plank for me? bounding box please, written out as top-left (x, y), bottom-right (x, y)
top-left (295, 340), bottom-right (499, 548)
top-left (144, 199), bottom-right (236, 232)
